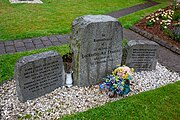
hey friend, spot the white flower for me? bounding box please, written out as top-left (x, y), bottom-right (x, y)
top-left (156, 17), bottom-right (159, 20)
top-left (155, 13), bottom-right (159, 16)
top-left (167, 19), bottom-right (171, 22)
top-left (164, 26), bottom-right (167, 29)
top-left (168, 16), bottom-right (172, 19)
top-left (146, 17), bottom-right (150, 19)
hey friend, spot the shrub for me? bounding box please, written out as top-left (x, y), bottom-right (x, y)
top-left (173, 11), bottom-right (180, 21)
top-left (146, 20), bottom-right (155, 27)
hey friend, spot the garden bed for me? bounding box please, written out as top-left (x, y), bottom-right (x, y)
top-left (134, 5), bottom-right (180, 52)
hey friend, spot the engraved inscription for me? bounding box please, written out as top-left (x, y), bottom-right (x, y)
top-left (131, 49), bottom-right (156, 69)
top-left (81, 38), bottom-right (120, 65)
top-left (15, 51), bottom-right (65, 102)
top-left (23, 60), bottom-right (62, 93)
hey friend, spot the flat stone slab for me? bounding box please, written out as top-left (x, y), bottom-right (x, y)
top-left (9, 0), bottom-right (43, 4)
top-left (14, 51), bottom-right (65, 102)
top-left (122, 40), bottom-right (159, 72)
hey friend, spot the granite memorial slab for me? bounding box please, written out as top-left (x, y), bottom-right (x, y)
top-left (71, 15), bottom-right (123, 86)
top-left (14, 51), bottom-right (65, 102)
top-left (122, 40), bottom-right (159, 72)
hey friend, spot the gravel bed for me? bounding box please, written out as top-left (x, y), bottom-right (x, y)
top-left (0, 62), bottom-right (179, 119)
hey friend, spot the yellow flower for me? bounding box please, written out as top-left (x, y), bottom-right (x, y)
top-left (113, 84), bottom-right (117, 88)
top-left (113, 67), bottom-right (123, 75)
top-left (131, 68), bottom-right (134, 75)
top-left (122, 73), bottom-right (129, 79)
top-left (115, 76), bottom-right (119, 81)
top-left (121, 87), bottom-right (124, 91)
top-left (121, 81), bottom-right (125, 86)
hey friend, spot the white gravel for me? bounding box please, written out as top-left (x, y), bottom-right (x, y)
top-left (0, 62), bottom-right (179, 119)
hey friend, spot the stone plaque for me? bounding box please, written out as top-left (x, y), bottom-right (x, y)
top-left (122, 40), bottom-right (159, 72)
top-left (15, 51), bottom-right (65, 102)
top-left (71, 15), bottom-right (123, 86)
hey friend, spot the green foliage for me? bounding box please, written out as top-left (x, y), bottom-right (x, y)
top-left (163, 24), bottom-right (180, 41)
top-left (171, 24), bottom-right (180, 41)
top-left (62, 81), bottom-right (180, 120)
top-left (161, 16), bottom-right (168, 20)
top-left (23, 114), bottom-right (32, 119)
top-left (0, 44), bottom-right (69, 83)
top-left (146, 20), bottom-right (155, 27)
top-left (172, 33), bottom-right (180, 41)
top-left (172, 0), bottom-right (177, 10)
top-left (122, 39), bottom-right (128, 48)
top-left (173, 11), bottom-right (180, 21)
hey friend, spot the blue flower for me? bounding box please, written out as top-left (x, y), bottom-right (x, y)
top-left (110, 77), bottom-right (115, 84)
top-left (99, 83), bottom-right (105, 90)
top-left (116, 88), bottom-right (122, 95)
top-left (105, 82), bottom-right (111, 89)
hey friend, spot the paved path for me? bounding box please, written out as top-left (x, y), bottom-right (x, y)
top-left (0, 34), bottom-right (69, 54)
top-left (107, 1), bottom-right (159, 18)
top-left (0, 0), bottom-right (179, 73)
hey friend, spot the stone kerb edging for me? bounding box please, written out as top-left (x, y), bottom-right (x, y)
top-left (130, 26), bottom-right (180, 55)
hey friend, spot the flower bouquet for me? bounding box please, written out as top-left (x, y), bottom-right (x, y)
top-left (99, 65), bottom-right (134, 98)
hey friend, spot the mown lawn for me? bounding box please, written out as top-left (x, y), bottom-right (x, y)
top-left (61, 81), bottom-right (180, 120)
top-left (0, 0), bottom-right (171, 41)
top-left (0, 0), bottom-right (145, 41)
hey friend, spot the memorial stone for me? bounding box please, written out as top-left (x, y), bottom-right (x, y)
top-left (71, 15), bottom-right (123, 86)
top-left (122, 40), bottom-right (159, 72)
top-left (15, 51), bottom-right (65, 102)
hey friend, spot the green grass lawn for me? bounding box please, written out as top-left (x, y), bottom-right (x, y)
top-left (61, 81), bottom-right (180, 120)
top-left (0, 0), bottom-right (171, 41)
top-left (0, 0), bottom-right (145, 41)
